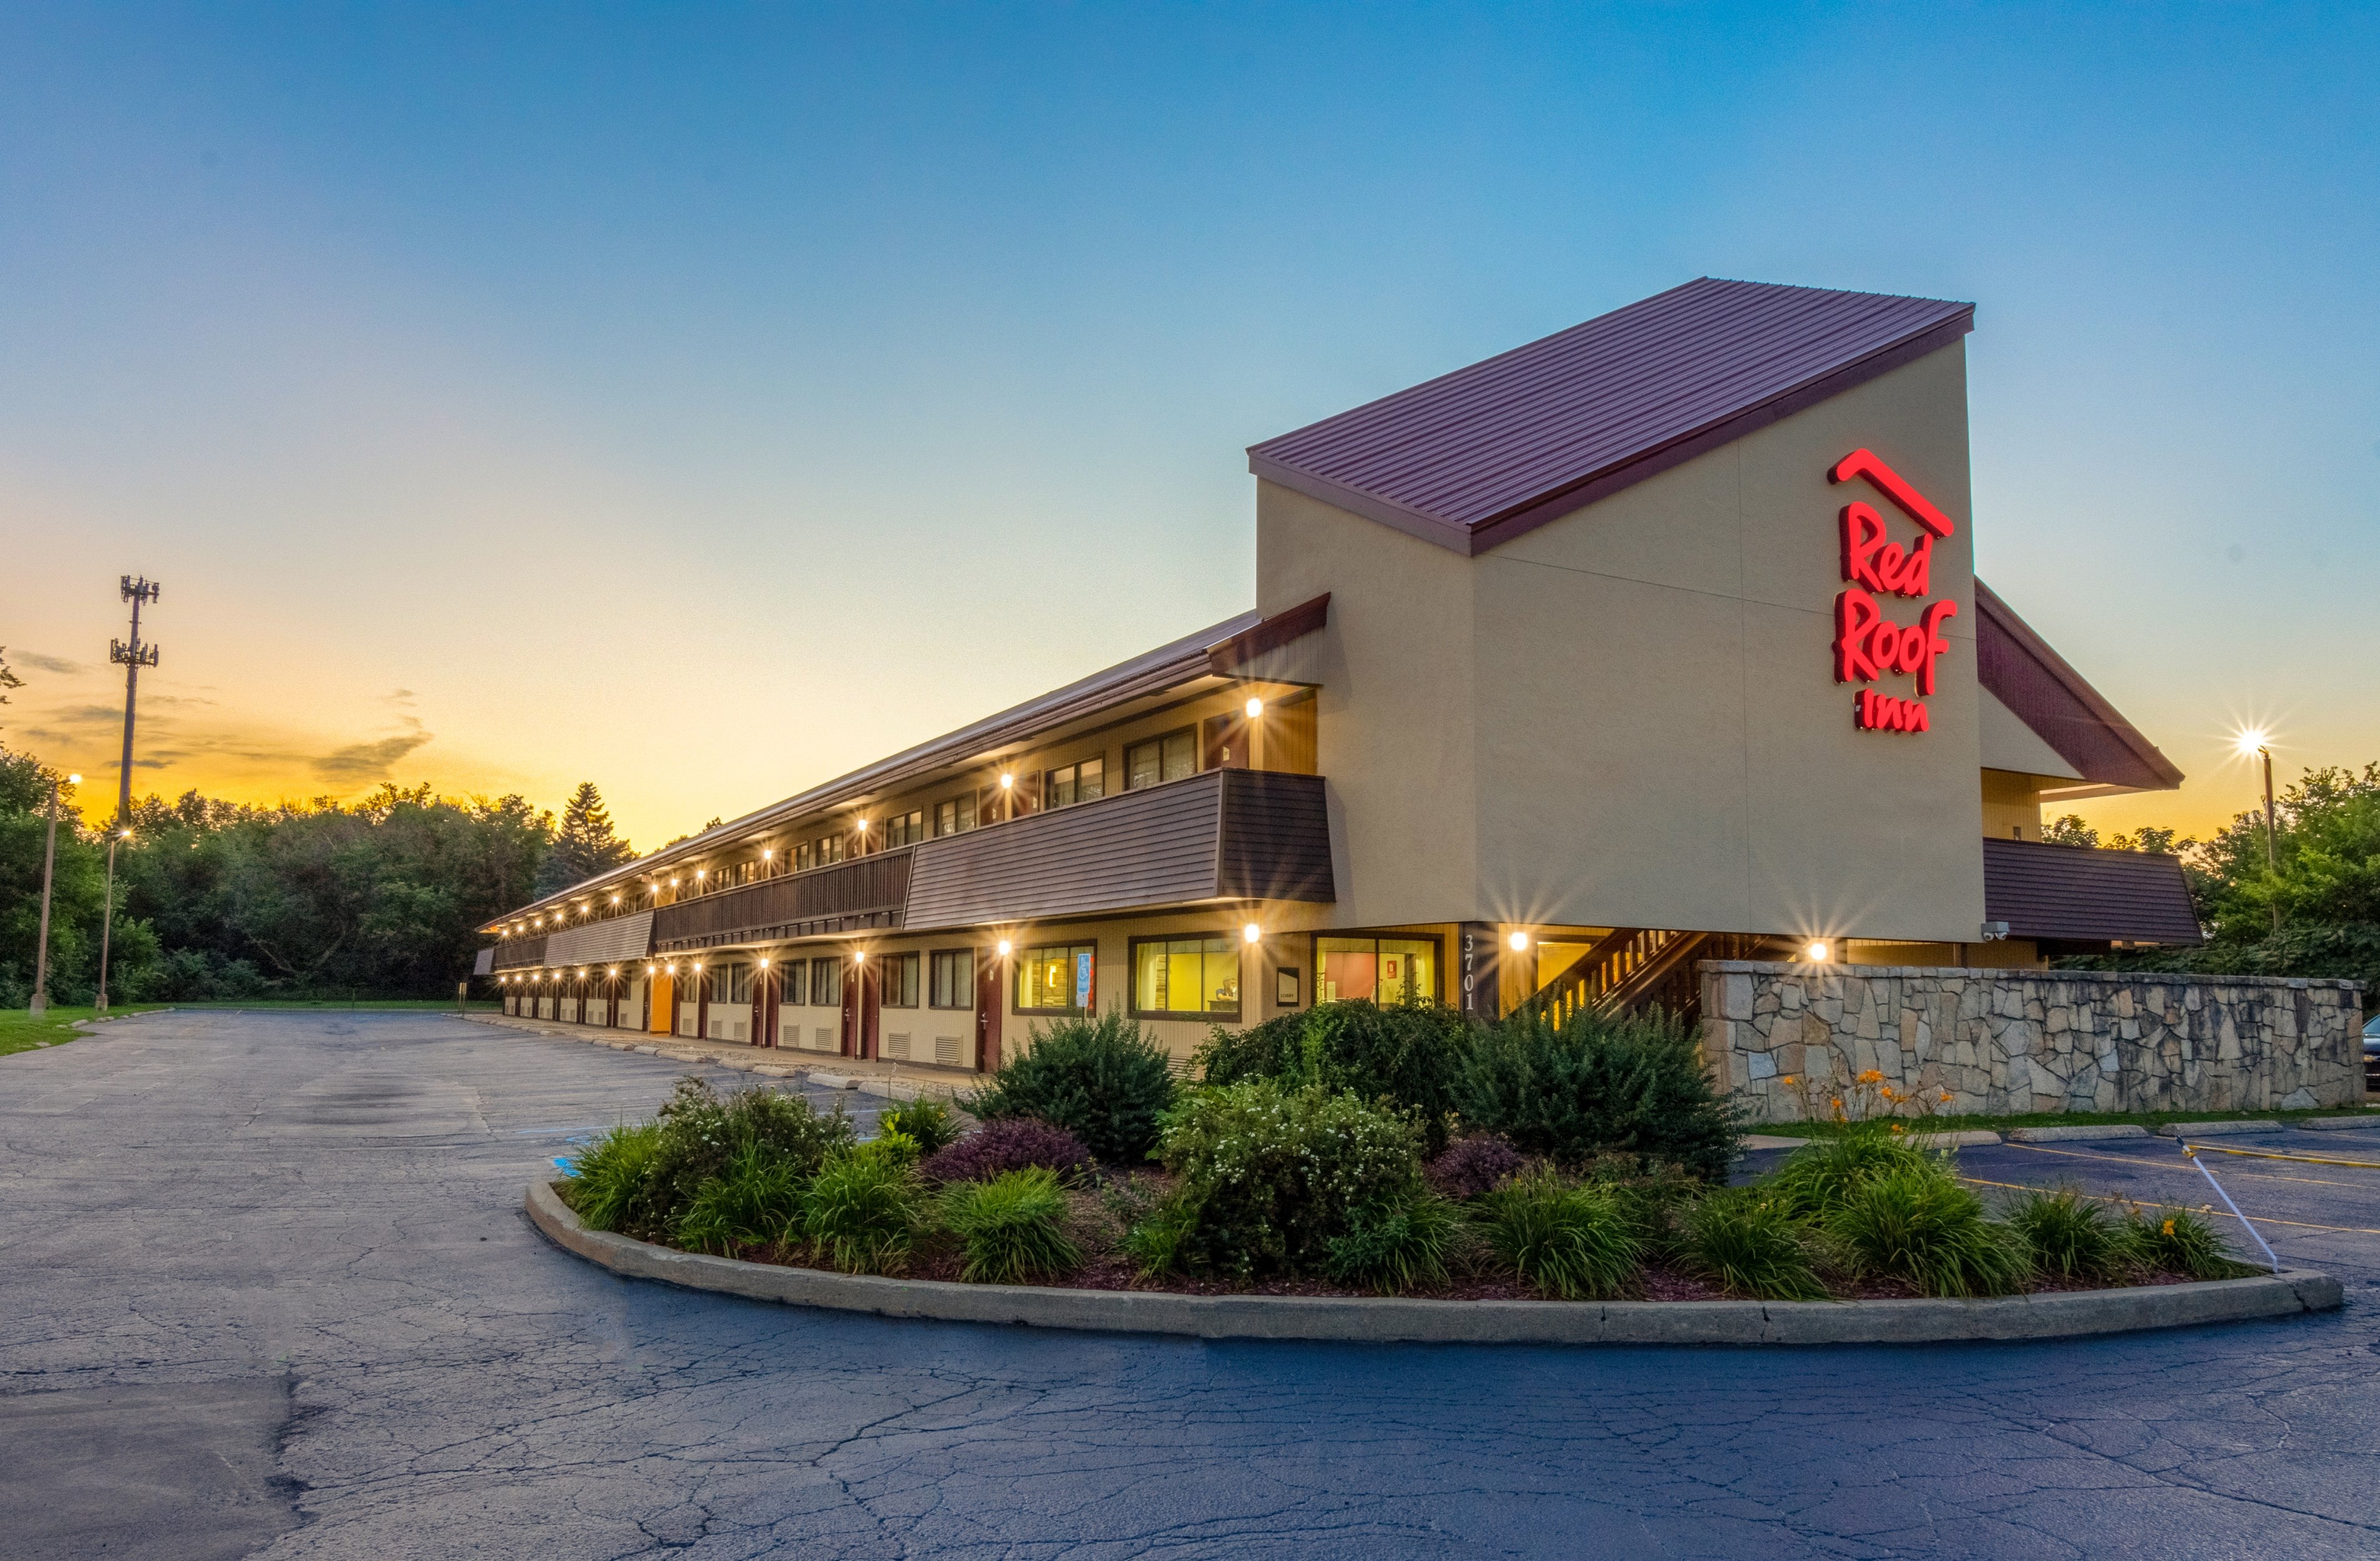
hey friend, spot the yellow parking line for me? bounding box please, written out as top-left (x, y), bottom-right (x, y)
top-left (2001, 1140), bottom-right (2378, 1189)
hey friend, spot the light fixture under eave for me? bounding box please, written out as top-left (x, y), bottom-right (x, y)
top-left (1242, 922), bottom-right (1262, 945)
top-left (1245, 696), bottom-right (1264, 721)
top-left (995, 939), bottom-right (1013, 958)
top-left (1805, 941), bottom-right (1832, 963)
top-left (998, 773), bottom-right (1013, 790)
top-left (852, 949), bottom-right (867, 963)
top-left (1507, 930), bottom-right (1531, 953)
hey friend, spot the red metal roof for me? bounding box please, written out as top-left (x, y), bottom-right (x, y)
top-left (1975, 581), bottom-right (2184, 793)
top-left (1249, 277), bottom-right (1974, 555)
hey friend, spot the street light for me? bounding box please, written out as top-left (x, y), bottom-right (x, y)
top-left (2236, 728), bottom-right (2281, 931)
top-left (27, 772), bottom-right (79, 1015)
top-left (95, 827), bottom-right (132, 1013)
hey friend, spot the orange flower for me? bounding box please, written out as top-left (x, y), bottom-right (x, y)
top-left (1858, 1069), bottom-right (1885, 1084)
top-left (1889, 1122), bottom-right (1906, 1135)
top-left (2161, 1218), bottom-right (2176, 1237)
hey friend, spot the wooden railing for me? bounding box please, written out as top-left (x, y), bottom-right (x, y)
top-left (653, 849), bottom-right (914, 950)
top-left (1525, 929), bottom-right (1789, 1028)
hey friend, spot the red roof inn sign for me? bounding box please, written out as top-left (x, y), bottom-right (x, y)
top-left (1829, 449), bottom-right (1956, 734)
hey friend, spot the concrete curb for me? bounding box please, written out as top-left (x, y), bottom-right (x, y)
top-left (523, 1181), bottom-right (2341, 1347)
top-left (2008, 1124), bottom-right (2154, 1143)
top-left (2157, 1120), bottom-right (2282, 1137)
top-left (467, 1013), bottom-right (963, 1103)
top-left (2295, 1116), bottom-right (2380, 1131)
top-left (1747, 1129), bottom-right (2001, 1150)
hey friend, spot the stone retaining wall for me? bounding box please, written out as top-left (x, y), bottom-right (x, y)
top-left (1700, 962), bottom-right (2366, 1123)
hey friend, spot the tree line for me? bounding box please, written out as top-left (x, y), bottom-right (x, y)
top-left (0, 744), bottom-right (637, 1003)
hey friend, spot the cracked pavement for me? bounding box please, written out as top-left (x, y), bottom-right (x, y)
top-left (2, 1010), bottom-right (2376, 1559)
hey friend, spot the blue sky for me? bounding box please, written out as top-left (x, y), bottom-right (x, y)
top-left (2, 2), bottom-right (2373, 843)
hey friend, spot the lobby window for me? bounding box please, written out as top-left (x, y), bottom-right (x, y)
top-left (780, 959), bottom-right (807, 1005)
top-left (1124, 729), bottom-right (1197, 791)
top-left (810, 957), bottom-right (842, 1009)
top-left (1131, 936), bottom-right (1239, 1020)
top-left (1015, 941), bottom-right (1096, 1015)
top-left (1043, 757), bottom-right (1105, 810)
top-left (929, 948), bottom-right (975, 1008)
top-left (934, 794), bottom-right (978, 837)
top-left (879, 951), bottom-right (920, 1007)
top-left (1315, 935), bottom-right (1438, 1006)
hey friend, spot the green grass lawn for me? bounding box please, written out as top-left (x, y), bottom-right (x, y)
top-left (0, 1005), bottom-right (170, 1058)
top-left (1753, 1103), bottom-right (2379, 1139)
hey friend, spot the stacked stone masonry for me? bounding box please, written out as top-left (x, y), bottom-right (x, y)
top-left (1700, 961), bottom-right (2367, 1124)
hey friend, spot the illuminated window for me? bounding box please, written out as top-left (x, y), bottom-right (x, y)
top-left (1015, 942), bottom-right (1096, 1014)
top-left (1314, 935), bottom-right (1438, 1006)
top-left (1131, 936), bottom-right (1239, 1019)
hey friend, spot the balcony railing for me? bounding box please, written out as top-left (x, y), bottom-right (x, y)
top-left (654, 849), bottom-right (915, 952)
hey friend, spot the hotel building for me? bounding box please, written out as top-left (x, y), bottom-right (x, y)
top-left (478, 278), bottom-right (2200, 1072)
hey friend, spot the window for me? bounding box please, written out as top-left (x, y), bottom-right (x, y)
top-left (1015, 941), bottom-right (1096, 1014)
top-left (817, 834), bottom-right (846, 865)
top-left (794, 842), bottom-right (813, 872)
top-left (880, 951), bottom-right (920, 1007)
top-left (780, 958), bottom-right (807, 1005)
top-left (710, 963), bottom-right (753, 1004)
top-left (1124, 729), bottom-right (1197, 791)
top-left (879, 810), bottom-right (925, 849)
top-left (1043, 757), bottom-right (1105, 810)
top-left (1314, 935), bottom-right (1438, 1006)
top-left (934, 794), bottom-right (978, 837)
top-left (811, 957), bottom-right (842, 1008)
top-left (929, 948), bottom-right (975, 1009)
top-left (1131, 936), bottom-right (1240, 1019)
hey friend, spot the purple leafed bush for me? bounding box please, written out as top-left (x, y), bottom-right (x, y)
top-left (1426, 1135), bottom-right (1525, 1200)
top-left (920, 1117), bottom-right (1093, 1185)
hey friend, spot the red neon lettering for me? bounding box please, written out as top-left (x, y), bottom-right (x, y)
top-left (1834, 588), bottom-right (1880, 682)
top-left (1829, 448), bottom-right (1954, 538)
top-left (1855, 689), bottom-right (1930, 733)
top-left (1916, 599), bottom-right (1957, 695)
top-left (1840, 503), bottom-right (1888, 590)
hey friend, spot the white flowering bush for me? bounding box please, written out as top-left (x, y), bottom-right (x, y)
top-left (1143, 1077), bottom-right (1425, 1280)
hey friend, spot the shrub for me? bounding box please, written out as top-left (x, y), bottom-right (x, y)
top-left (674, 1142), bottom-right (806, 1255)
top-left (637, 1076), bottom-right (854, 1235)
top-left (1325, 1192), bottom-right (1467, 1295)
top-left (1478, 1169), bottom-right (1641, 1300)
top-left (1196, 1001), bottom-right (1476, 1153)
top-left (563, 1121), bottom-right (665, 1233)
top-left (970, 1010), bottom-right (1175, 1164)
top-left (1425, 1135), bottom-right (1526, 1200)
top-left (937, 1168), bottom-right (1082, 1284)
top-left (1679, 1189), bottom-right (1829, 1301)
top-left (1453, 1006), bottom-right (1742, 1182)
top-left (1156, 1079), bottom-right (1427, 1281)
top-left (2118, 1204), bottom-right (2246, 1280)
top-left (1828, 1163), bottom-right (2031, 1298)
top-left (879, 1098), bottom-right (963, 1157)
top-left (801, 1150), bottom-right (924, 1274)
top-left (2007, 1185), bottom-right (2123, 1281)
top-left (1121, 1194), bottom-right (1199, 1280)
top-left (1765, 1126), bottom-right (1931, 1220)
top-left (919, 1117), bottom-right (1093, 1185)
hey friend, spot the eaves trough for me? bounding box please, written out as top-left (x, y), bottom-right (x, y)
top-left (524, 1181), bottom-right (2340, 1347)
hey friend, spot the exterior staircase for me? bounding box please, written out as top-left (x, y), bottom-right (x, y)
top-left (1523, 928), bottom-right (1792, 1028)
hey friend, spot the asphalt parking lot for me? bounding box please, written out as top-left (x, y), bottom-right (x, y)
top-left (3, 1009), bottom-right (2376, 1560)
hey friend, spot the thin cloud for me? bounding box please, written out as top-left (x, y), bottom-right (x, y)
top-left (315, 727), bottom-right (435, 780)
top-left (12, 651), bottom-right (85, 675)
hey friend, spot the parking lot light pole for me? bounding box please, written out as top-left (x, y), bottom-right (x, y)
top-left (95, 827), bottom-right (130, 1013)
top-left (28, 772), bottom-right (80, 1016)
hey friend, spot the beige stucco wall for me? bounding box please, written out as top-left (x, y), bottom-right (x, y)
top-left (1255, 340), bottom-right (1991, 947)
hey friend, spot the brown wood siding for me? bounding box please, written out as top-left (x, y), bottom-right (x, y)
top-left (903, 772), bottom-right (1229, 929)
top-left (492, 935), bottom-right (548, 970)
top-left (652, 851), bottom-right (914, 946)
top-left (1217, 771), bottom-right (1334, 902)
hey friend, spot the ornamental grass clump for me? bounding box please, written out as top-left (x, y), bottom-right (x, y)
top-left (1678, 1189), bottom-right (1830, 1301)
top-left (1478, 1168), bottom-right (1641, 1300)
top-left (1765, 1125), bottom-right (1930, 1221)
top-left (634, 1076), bottom-right (855, 1237)
top-left (1138, 1078), bottom-right (1426, 1281)
top-left (969, 1011), bottom-right (1174, 1164)
top-left (563, 1120), bottom-right (665, 1233)
top-left (937, 1167), bottom-right (1081, 1284)
top-left (1196, 1000), bottom-right (1476, 1153)
top-left (673, 1142), bottom-right (807, 1255)
top-left (2007, 1185), bottom-right (2124, 1282)
top-left (2117, 1203), bottom-right (2246, 1280)
top-left (919, 1117), bottom-right (1093, 1185)
top-left (879, 1098), bottom-right (963, 1157)
top-left (1827, 1162), bottom-right (2031, 1298)
top-left (1425, 1135), bottom-right (1526, 1200)
top-left (800, 1149), bottom-right (924, 1275)
top-left (1453, 1006), bottom-right (1742, 1182)
top-left (1325, 1192), bottom-right (1468, 1295)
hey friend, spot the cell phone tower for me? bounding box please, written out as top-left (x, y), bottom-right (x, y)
top-left (110, 576), bottom-right (161, 828)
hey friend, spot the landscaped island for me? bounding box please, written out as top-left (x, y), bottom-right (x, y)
top-left (555, 1003), bottom-right (2257, 1303)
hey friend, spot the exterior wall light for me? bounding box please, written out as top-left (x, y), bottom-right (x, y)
top-left (665, 962), bottom-right (677, 974)
top-left (995, 938), bottom-right (1013, 958)
top-left (856, 819), bottom-right (868, 832)
top-left (1245, 697), bottom-right (1264, 720)
top-left (696, 868), bottom-right (706, 880)
top-left (1508, 930), bottom-right (1531, 953)
top-left (1805, 941), bottom-right (1832, 963)
top-left (670, 877), bottom-right (681, 887)
top-left (758, 956), bottom-right (769, 969)
top-left (609, 893), bottom-right (621, 904)
top-left (1242, 922), bottom-right (1262, 945)
top-left (762, 849), bottom-right (773, 861)
top-left (645, 964), bottom-right (656, 975)
top-left (998, 774), bottom-right (1013, 790)
top-left (853, 949), bottom-right (867, 963)
top-left (691, 961), bottom-right (703, 973)
top-left (607, 967), bottom-right (618, 977)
